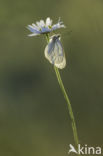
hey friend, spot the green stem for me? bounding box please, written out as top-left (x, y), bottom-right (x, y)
top-left (45, 34), bottom-right (79, 150)
top-left (54, 67), bottom-right (79, 147)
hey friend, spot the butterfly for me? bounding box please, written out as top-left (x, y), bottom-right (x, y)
top-left (44, 34), bottom-right (66, 69)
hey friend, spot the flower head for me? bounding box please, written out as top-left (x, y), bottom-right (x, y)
top-left (27, 17), bottom-right (65, 37)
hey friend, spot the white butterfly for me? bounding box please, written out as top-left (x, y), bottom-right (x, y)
top-left (44, 34), bottom-right (66, 69)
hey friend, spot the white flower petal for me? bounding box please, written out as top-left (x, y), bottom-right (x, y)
top-left (61, 24), bottom-right (66, 28)
top-left (32, 23), bottom-right (39, 30)
top-left (39, 20), bottom-right (45, 27)
top-left (51, 24), bottom-right (58, 30)
top-left (36, 21), bottom-right (41, 28)
top-left (52, 23), bottom-right (65, 31)
top-left (28, 33), bottom-right (40, 37)
top-left (46, 17), bottom-right (52, 26)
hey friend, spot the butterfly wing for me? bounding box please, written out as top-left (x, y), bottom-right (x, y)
top-left (44, 38), bottom-right (66, 69)
top-left (54, 39), bottom-right (66, 69)
top-left (44, 39), bottom-right (55, 64)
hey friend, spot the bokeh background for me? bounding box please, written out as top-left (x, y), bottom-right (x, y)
top-left (0, 0), bottom-right (103, 155)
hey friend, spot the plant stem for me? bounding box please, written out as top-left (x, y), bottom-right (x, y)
top-left (45, 34), bottom-right (79, 150)
top-left (54, 66), bottom-right (79, 147)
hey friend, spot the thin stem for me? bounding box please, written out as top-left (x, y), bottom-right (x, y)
top-left (54, 67), bottom-right (79, 148)
top-left (45, 34), bottom-right (79, 150)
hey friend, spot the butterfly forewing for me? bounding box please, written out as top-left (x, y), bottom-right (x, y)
top-left (44, 39), bottom-right (56, 64)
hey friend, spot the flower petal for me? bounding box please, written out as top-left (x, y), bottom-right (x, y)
top-left (32, 23), bottom-right (39, 30)
top-left (36, 21), bottom-right (41, 28)
top-left (27, 25), bottom-right (40, 33)
top-left (52, 23), bottom-right (65, 31)
top-left (41, 27), bottom-right (51, 33)
top-left (28, 33), bottom-right (40, 37)
top-left (46, 17), bottom-right (52, 26)
top-left (39, 20), bottom-right (45, 27)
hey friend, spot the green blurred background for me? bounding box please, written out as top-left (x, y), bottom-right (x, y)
top-left (0, 0), bottom-right (103, 155)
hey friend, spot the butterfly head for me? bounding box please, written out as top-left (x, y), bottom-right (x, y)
top-left (50, 34), bottom-right (61, 42)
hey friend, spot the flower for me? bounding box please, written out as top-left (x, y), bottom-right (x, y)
top-left (27, 17), bottom-right (65, 36)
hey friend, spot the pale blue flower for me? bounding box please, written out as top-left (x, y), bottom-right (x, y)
top-left (27, 17), bottom-right (65, 37)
